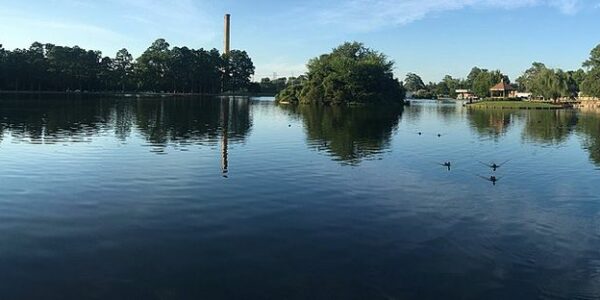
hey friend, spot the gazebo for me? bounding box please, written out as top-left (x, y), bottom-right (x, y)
top-left (490, 79), bottom-right (514, 98)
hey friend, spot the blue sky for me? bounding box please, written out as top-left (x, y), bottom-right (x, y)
top-left (0, 0), bottom-right (599, 82)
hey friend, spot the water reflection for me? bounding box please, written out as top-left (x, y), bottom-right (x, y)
top-left (464, 106), bottom-right (600, 165)
top-left (3, 97), bottom-right (600, 299)
top-left (522, 110), bottom-right (578, 145)
top-left (134, 97), bottom-right (251, 148)
top-left (577, 112), bottom-right (600, 165)
top-left (0, 96), bottom-right (112, 143)
top-left (0, 95), bottom-right (251, 149)
top-left (2, 96), bottom-right (600, 169)
top-left (467, 109), bottom-right (514, 140)
top-left (280, 104), bottom-right (404, 164)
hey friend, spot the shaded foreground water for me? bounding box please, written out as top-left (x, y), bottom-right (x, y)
top-left (1, 96), bottom-right (600, 299)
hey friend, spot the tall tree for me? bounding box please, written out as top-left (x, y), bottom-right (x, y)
top-left (222, 50), bottom-right (255, 92)
top-left (404, 73), bottom-right (426, 92)
top-left (530, 68), bottom-right (569, 101)
top-left (136, 39), bottom-right (172, 92)
top-left (582, 44), bottom-right (600, 98)
top-left (113, 48), bottom-right (133, 92)
top-left (517, 62), bottom-right (547, 92)
top-left (471, 69), bottom-right (505, 98)
top-left (583, 44), bottom-right (600, 69)
top-left (581, 68), bottom-right (600, 98)
top-left (0, 44), bottom-right (5, 89)
top-left (442, 75), bottom-right (461, 98)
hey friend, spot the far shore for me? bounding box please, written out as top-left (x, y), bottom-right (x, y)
top-left (0, 90), bottom-right (276, 98)
top-left (466, 101), bottom-right (567, 109)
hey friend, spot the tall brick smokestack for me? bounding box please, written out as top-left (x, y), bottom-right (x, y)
top-left (224, 14), bottom-right (231, 54)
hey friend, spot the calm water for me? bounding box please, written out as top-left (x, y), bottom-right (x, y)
top-left (1, 96), bottom-right (600, 299)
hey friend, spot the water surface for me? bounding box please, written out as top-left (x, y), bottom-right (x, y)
top-left (1, 96), bottom-right (600, 299)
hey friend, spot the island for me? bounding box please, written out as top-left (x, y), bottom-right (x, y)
top-left (276, 42), bottom-right (406, 105)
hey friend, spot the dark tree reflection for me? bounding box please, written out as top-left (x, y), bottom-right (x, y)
top-left (0, 94), bottom-right (112, 143)
top-left (521, 110), bottom-right (578, 145)
top-left (576, 112), bottom-right (600, 165)
top-left (467, 109), bottom-right (515, 140)
top-left (281, 104), bottom-right (403, 164)
top-left (0, 95), bottom-right (252, 150)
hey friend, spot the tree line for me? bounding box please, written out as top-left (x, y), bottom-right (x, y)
top-left (404, 43), bottom-right (600, 100)
top-left (0, 39), bottom-right (255, 94)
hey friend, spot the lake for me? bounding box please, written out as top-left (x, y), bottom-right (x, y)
top-left (1, 95), bottom-right (599, 299)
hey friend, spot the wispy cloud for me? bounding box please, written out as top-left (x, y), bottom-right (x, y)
top-left (106, 0), bottom-right (219, 44)
top-left (317, 0), bottom-right (585, 31)
top-left (0, 7), bottom-right (128, 51)
top-left (0, 0), bottom-right (219, 55)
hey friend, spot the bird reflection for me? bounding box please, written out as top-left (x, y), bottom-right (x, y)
top-left (478, 175), bottom-right (501, 186)
top-left (479, 160), bottom-right (510, 172)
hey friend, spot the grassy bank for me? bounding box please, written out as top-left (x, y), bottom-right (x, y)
top-left (468, 101), bottom-right (565, 109)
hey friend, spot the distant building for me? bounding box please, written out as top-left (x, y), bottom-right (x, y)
top-left (455, 89), bottom-right (475, 100)
top-left (512, 92), bottom-right (532, 99)
top-left (490, 79), bottom-right (514, 98)
top-left (578, 92), bottom-right (600, 101)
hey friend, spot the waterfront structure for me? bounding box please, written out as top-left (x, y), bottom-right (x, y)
top-left (513, 92), bottom-right (532, 99)
top-left (490, 79), bottom-right (514, 98)
top-left (456, 89), bottom-right (475, 100)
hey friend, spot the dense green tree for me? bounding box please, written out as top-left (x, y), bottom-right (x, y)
top-left (581, 68), bottom-right (600, 97)
top-left (135, 39), bottom-right (171, 92)
top-left (223, 50), bottom-right (255, 92)
top-left (442, 75), bottom-right (461, 98)
top-left (518, 63), bottom-right (582, 99)
top-left (530, 68), bottom-right (570, 101)
top-left (0, 44), bottom-right (5, 89)
top-left (259, 77), bottom-right (289, 94)
top-left (404, 73), bottom-right (426, 92)
top-left (97, 56), bottom-right (114, 90)
top-left (583, 44), bottom-right (600, 69)
top-left (582, 44), bottom-right (600, 98)
top-left (471, 69), bottom-right (505, 98)
top-left (466, 67), bottom-right (483, 89)
top-left (569, 69), bottom-right (587, 87)
top-left (113, 48), bottom-right (133, 92)
top-left (26, 42), bottom-right (48, 91)
top-left (566, 69), bottom-right (585, 96)
top-left (277, 42), bottom-right (405, 105)
top-left (517, 62), bottom-right (547, 92)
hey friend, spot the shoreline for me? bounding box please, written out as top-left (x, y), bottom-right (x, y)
top-left (0, 90), bottom-right (276, 98)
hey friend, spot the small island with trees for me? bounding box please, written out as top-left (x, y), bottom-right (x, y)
top-left (275, 42), bottom-right (405, 105)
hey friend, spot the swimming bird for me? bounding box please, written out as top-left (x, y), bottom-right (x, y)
top-left (479, 160), bottom-right (510, 172)
top-left (478, 175), bottom-right (501, 185)
top-left (438, 162), bottom-right (452, 171)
